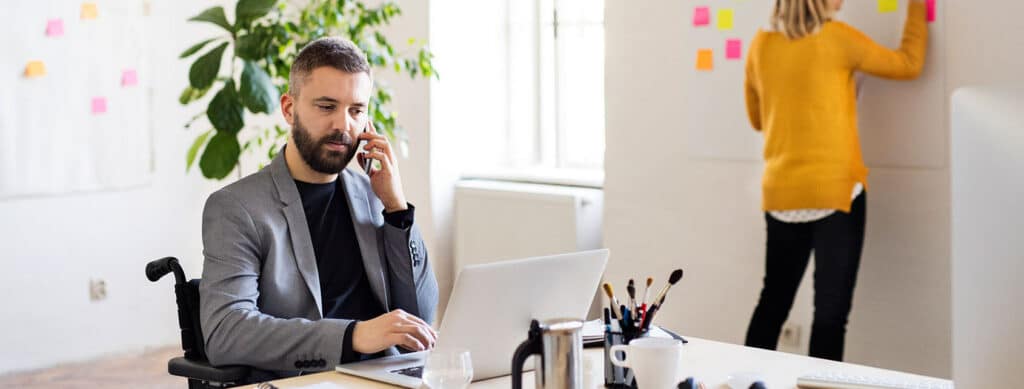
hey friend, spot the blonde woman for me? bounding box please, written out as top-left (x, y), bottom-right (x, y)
top-left (744, 0), bottom-right (928, 361)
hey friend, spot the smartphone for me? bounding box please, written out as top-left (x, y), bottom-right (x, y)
top-left (359, 124), bottom-right (373, 175)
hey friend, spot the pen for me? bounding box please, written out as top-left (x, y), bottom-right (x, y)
top-left (621, 305), bottom-right (630, 331)
top-left (603, 307), bottom-right (612, 333)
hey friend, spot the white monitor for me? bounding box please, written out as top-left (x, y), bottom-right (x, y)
top-left (951, 87), bottom-right (1024, 388)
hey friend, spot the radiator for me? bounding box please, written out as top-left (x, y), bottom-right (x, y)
top-left (453, 180), bottom-right (604, 272)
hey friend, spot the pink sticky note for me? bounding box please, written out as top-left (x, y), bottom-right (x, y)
top-left (121, 69), bottom-right (138, 87)
top-left (927, 0), bottom-right (936, 22)
top-left (726, 39), bottom-right (743, 60)
top-left (91, 97), bottom-right (107, 114)
top-left (693, 6), bottom-right (710, 27)
top-left (46, 19), bottom-right (64, 37)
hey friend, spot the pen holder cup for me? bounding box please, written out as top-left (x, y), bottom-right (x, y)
top-left (603, 327), bottom-right (648, 388)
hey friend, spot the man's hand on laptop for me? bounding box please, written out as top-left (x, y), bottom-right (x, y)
top-left (352, 309), bottom-right (437, 353)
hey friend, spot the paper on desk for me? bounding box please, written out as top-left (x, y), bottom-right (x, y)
top-left (288, 383), bottom-right (350, 389)
top-left (582, 319), bottom-right (676, 341)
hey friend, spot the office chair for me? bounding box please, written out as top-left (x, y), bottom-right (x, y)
top-left (146, 257), bottom-right (250, 388)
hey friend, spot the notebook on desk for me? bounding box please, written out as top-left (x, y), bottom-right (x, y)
top-left (581, 319), bottom-right (687, 347)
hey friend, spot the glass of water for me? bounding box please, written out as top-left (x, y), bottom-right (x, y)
top-left (422, 348), bottom-right (473, 389)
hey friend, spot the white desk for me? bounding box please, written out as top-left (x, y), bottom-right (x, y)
top-left (240, 337), bottom-right (951, 388)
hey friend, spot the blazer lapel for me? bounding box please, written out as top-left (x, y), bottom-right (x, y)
top-left (341, 170), bottom-right (390, 311)
top-left (270, 151), bottom-right (324, 318)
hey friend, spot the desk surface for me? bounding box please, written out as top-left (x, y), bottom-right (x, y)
top-left (241, 337), bottom-right (951, 388)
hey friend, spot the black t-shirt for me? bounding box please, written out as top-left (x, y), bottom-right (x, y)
top-left (294, 177), bottom-right (414, 363)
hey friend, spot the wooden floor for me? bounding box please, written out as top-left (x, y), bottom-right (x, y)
top-left (0, 345), bottom-right (187, 389)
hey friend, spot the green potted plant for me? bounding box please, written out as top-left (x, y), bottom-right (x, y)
top-left (180, 0), bottom-right (437, 179)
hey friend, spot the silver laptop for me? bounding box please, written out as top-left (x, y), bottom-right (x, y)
top-left (336, 249), bottom-right (610, 387)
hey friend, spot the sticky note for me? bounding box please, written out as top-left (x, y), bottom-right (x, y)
top-left (46, 19), bottom-right (64, 37)
top-left (927, 0), bottom-right (936, 22)
top-left (726, 39), bottom-right (743, 60)
top-left (717, 9), bottom-right (735, 31)
top-left (878, 0), bottom-right (898, 13)
top-left (91, 97), bottom-right (107, 114)
top-left (24, 61), bottom-right (46, 77)
top-left (697, 49), bottom-right (714, 71)
top-left (121, 69), bottom-right (138, 87)
top-left (81, 2), bottom-right (98, 20)
top-left (693, 6), bottom-right (710, 27)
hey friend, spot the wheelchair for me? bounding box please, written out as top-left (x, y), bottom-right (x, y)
top-left (145, 257), bottom-right (250, 388)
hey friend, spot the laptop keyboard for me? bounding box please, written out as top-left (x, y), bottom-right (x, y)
top-left (390, 365), bottom-right (425, 378)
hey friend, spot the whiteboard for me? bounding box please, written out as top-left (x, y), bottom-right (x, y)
top-left (682, 0), bottom-right (946, 169)
top-left (0, 0), bottom-right (151, 199)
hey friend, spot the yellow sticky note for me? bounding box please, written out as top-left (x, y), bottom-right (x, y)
top-left (697, 49), bottom-right (714, 71)
top-left (25, 61), bottom-right (46, 77)
top-left (717, 8), bottom-right (735, 31)
top-left (81, 2), bottom-right (98, 20)
top-left (878, 0), bottom-right (898, 13)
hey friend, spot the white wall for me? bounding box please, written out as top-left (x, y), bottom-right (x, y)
top-left (428, 0), bottom-right (510, 316)
top-left (0, 0), bottom-right (519, 374)
top-left (603, 0), bottom-right (1022, 378)
top-left (0, 0), bottom-right (440, 374)
top-left (0, 0), bottom-right (225, 374)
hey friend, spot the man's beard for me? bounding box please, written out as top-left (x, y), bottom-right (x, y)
top-left (292, 112), bottom-right (357, 174)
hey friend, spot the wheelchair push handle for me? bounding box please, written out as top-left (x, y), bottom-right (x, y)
top-left (146, 257), bottom-right (187, 285)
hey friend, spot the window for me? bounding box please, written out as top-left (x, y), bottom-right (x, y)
top-left (506, 0), bottom-right (605, 172)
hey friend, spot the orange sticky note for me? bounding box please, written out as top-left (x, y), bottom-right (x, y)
top-left (697, 49), bottom-right (714, 71)
top-left (25, 61), bottom-right (46, 77)
top-left (81, 2), bottom-right (98, 20)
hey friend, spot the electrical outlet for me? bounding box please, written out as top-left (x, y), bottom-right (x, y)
top-left (89, 279), bottom-right (107, 301)
top-left (781, 322), bottom-right (802, 347)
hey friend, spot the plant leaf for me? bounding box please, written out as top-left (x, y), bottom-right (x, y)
top-left (236, 0), bottom-right (277, 27)
top-left (186, 129), bottom-right (214, 171)
top-left (189, 42), bottom-right (228, 89)
top-left (199, 131), bottom-right (241, 179)
top-left (239, 61), bottom-right (278, 114)
top-left (188, 6), bottom-right (233, 32)
top-left (235, 33), bottom-right (266, 60)
top-left (179, 85), bottom-right (211, 105)
top-left (179, 38), bottom-right (219, 59)
top-left (207, 81), bottom-right (245, 134)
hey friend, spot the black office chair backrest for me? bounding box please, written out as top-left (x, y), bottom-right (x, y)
top-left (146, 257), bottom-right (207, 361)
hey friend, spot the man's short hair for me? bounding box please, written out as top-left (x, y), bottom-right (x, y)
top-left (289, 37), bottom-right (371, 96)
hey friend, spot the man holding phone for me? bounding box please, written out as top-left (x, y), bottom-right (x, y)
top-left (198, 37), bottom-right (438, 382)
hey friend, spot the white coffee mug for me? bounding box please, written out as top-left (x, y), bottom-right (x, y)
top-left (609, 337), bottom-right (683, 389)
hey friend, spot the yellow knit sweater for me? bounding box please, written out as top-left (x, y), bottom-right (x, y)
top-left (745, 2), bottom-right (928, 212)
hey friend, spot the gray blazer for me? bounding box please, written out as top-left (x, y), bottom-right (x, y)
top-left (198, 152), bottom-right (438, 376)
